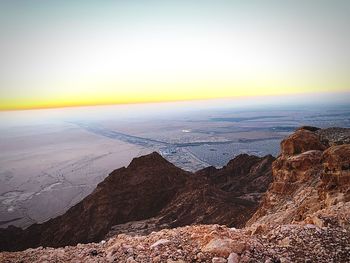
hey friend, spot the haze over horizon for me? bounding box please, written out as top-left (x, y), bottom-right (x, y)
top-left (1, 0), bottom-right (350, 110)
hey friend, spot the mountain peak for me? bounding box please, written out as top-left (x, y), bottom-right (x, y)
top-left (0, 150), bottom-right (274, 251)
top-left (1, 127), bottom-right (349, 262)
top-left (128, 151), bottom-right (171, 169)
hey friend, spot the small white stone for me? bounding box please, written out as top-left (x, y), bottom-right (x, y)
top-left (212, 257), bottom-right (227, 263)
top-left (227, 252), bottom-right (240, 263)
top-left (150, 239), bottom-right (170, 249)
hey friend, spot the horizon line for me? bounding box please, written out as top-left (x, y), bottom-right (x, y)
top-left (1, 90), bottom-right (349, 112)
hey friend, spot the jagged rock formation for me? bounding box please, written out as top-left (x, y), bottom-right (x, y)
top-left (0, 152), bottom-right (274, 252)
top-left (281, 128), bottom-right (326, 155)
top-left (247, 127), bottom-right (350, 231)
top-left (1, 126), bottom-right (349, 263)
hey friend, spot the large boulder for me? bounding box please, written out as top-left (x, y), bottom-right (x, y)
top-left (281, 129), bottom-right (326, 156)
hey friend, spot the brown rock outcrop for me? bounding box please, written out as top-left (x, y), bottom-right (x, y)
top-left (0, 152), bottom-right (189, 251)
top-left (322, 144), bottom-right (350, 189)
top-left (0, 152), bottom-right (274, 252)
top-left (320, 144), bottom-right (350, 207)
top-left (271, 150), bottom-right (322, 194)
top-left (247, 127), bottom-right (350, 230)
top-left (280, 129), bottom-right (326, 156)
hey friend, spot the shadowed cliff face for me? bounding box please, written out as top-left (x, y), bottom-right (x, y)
top-left (0, 152), bottom-right (274, 252)
top-left (196, 154), bottom-right (275, 200)
top-left (158, 154), bottom-right (275, 229)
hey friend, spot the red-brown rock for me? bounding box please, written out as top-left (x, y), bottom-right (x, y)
top-left (320, 144), bottom-right (350, 203)
top-left (281, 129), bottom-right (326, 156)
top-left (247, 127), bottom-right (350, 230)
top-left (0, 152), bottom-right (274, 252)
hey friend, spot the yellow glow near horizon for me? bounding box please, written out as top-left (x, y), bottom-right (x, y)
top-left (1, 79), bottom-right (348, 111)
top-left (1, 1), bottom-right (349, 110)
top-left (1, 33), bottom-right (348, 111)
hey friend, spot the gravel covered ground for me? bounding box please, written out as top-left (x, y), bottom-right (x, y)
top-left (1, 221), bottom-right (349, 263)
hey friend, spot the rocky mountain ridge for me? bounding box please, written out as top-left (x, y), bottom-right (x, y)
top-left (1, 126), bottom-right (349, 262)
top-left (0, 149), bottom-right (274, 252)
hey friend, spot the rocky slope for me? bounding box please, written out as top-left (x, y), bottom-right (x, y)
top-left (196, 154), bottom-right (275, 203)
top-left (1, 219), bottom-right (349, 262)
top-left (246, 127), bottom-right (350, 230)
top-left (1, 126), bottom-right (349, 263)
top-left (0, 152), bottom-right (274, 252)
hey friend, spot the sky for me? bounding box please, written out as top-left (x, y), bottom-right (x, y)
top-left (0, 0), bottom-right (349, 110)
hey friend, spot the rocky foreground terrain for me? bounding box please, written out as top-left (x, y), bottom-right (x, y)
top-left (1, 127), bottom-right (349, 262)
